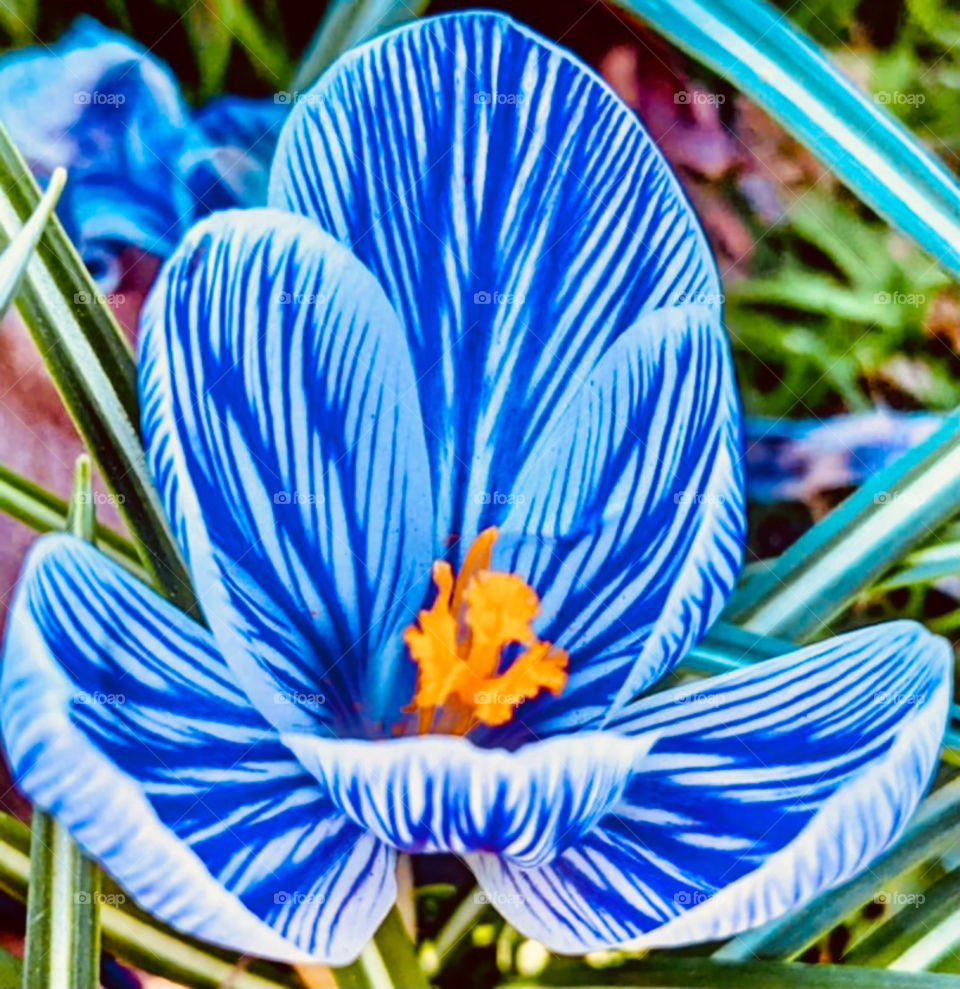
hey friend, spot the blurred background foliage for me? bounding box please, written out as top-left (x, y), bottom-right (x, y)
top-left (0, 1), bottom-right (957, 988)
top-left (2, 0), bottom-right (957, 486)
top-left (8, 0), bottom-right (955, 416)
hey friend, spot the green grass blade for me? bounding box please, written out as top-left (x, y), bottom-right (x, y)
top-left (714, 780), bottom-right (960, 961)
top-left (612, 0), bottom-right (959, 267)
top-left (887, 911), bottom-right (960, 973)
top-left (23, 457), bottom-right (101, 989)
top-left (0, 166), bottom-right (64, 317)
top-left (873, 541), bottom-right (960, 592)
top-left (723, 411), bottom-right (960, 638)
top-left (291, 0), bottom-right (430, 92)
top-left (0, 461), bottom-right (144, 575)
top-left (0, 946), bottom-right (21, 988)
top-left (428, 890), bottom-right (489, 973)
top-left (523, 957), bottom-right (958, 987)
top-left (679, 621), bottom-right (790, 674)
top-left (221, 0), bottom-right (293, 88)
top-left (0, 122), bottom-right (195, 613)
top-left (332, 907), bottom-right (430, 988)
top-left (843, 870), bottom-right (959, 967)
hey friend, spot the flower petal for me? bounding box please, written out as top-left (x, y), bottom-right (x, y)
top-left (0, 15), bottom-right (191, 273)
top-left (139, 208), bottom-right (433, 733)
top-left (1, 535), bottom-right (395, 964)
top-left (182, 96), bottom-right (288, 215)
top-left (286, 731), bottom-right (655, 868)
top-left (268, 11), bottom-right (720, 539)
top-left (469, 622), bottom-right (951, 953)
top-left (482, 303), bottom-right (743, 743)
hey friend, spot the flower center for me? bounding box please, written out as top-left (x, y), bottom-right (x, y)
top-left (403, 527), bottom-right (568, 734)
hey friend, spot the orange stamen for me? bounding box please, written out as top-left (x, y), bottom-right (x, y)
top-left (403, 527), bottom-right (568, 734)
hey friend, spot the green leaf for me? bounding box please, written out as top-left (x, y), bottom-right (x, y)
top-left (332, 907), bottom-right (430, 988)
top-left (425, 889), bottom-right (491, 974)
top-left (523, 956), bottom-right (958, 987)
top-left (872, 541), bottom-right (960, 592)
top-left (182, 0), bottom-right (235, 99)
top-left (714, 780), bottom-right (960, 961)
top-left (885, 910), bottom-right (960, 973)
top-left (0, 461), bottom-right (145, 576)
top-left (679, 621), bottom-right (790, 675)
top-left (218, 0), bottom-right (293, 88)
top-left (23, 457), bottom-right (101, 989)
top-left (726, 273), bottom-right (909, 328)
top-left (723, 411), bottom-right (960, 638)
top-left (612, 0), bottom-right (959, 268)
top-left (291, 0), bottom-right (431, 92)
top-left (0, 121), bottom-right (196, 614)
top-left (0, 0), bottom-right (37, 45)
top-left (0, 166), bottom-right (64, 318)
top-left (0, 945), bottom-right (21, 989)
top-left (843, 870), bottom-right (959, 966)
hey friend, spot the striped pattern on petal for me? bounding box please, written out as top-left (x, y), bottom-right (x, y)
top-left (269, 11), bottom-right (721, 543)
top-left (139, 208), bottom-right (433, 734)
top-left (0, 535), bottom-right (395, 964)
top-left (479, 304), bottom-right (743, 743)
top-left (469, 622), bottom-right (951, 953)
top-left (286, 731), bottom-right (655, 867)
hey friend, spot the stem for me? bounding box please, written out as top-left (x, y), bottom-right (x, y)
top-left (23, 457), bottom-right (101, 989)
top-left (330, 908), bottom-right (430, 988)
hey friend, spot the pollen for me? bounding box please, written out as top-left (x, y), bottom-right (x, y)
top-left (403, 527), bottom-right (568, 734)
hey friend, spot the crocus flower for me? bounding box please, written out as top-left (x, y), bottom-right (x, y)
top-left (1, 11), bottom-right (950, 965)
top-left (0, 16), bottom-right (286, 287)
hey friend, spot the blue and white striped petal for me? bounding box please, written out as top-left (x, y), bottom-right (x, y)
top-left (0, 535), bottom-right (396, 964)
top-left (139, 208), bottom-right (434, 733)
top-left (480, 303), bottom-right (743, 743)
top-left (268, 11), bottom-right (721, 543)
top-left (286, 731), bottom-right (656, 868)
top-left (469, 622), bottom-right (951, 953)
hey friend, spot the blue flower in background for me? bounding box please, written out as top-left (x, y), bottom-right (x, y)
top-left (1, 11), bottom-right (951, 965)
top-left (0, 16), bottom-right (285, 288)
